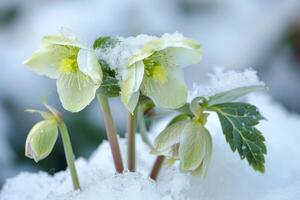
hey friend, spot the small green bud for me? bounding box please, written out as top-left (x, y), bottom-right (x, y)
top-left (25, 120), bottom-right (58, 162)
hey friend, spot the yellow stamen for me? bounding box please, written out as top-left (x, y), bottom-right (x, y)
top-left (152, 64), bottom-right (167, 83)
top-left (143, 51), bottom-right (169, 83)
top-left (59, 55), bottom-right (78, 74)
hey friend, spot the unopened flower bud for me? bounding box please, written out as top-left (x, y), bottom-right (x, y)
top-left (25, 120), bottom-right (58, 162)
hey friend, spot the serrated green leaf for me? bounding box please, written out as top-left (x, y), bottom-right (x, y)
top-left (208, 85), bottom-right (266, 106)
top-left (209, 102), bottom-right (267, 172)
top-left (98, 76), bottom-right (120, 97)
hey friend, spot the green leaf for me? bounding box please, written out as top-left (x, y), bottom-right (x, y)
top-left (209, 102), bottom-right (267, 172)
top-left (98, 76), bottom-right (120, 97)
top-left (208, 85), bottom-right (266, 106)
top-left (93, 36), bottom-right (119, 50)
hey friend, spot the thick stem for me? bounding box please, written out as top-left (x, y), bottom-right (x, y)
top-left (58, 121), bottom-right (80, 190)
top-left (150, 155), bottom-right (165, 180)
top-left (137, 105), bottom-right (153, 148)
top-left (97, 94), bottom-right (124, 173)
top-left (127, 112), bottom-right (135, 172)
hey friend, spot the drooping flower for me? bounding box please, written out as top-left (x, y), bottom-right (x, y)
top-left (95, 33), bottom-right (201, 113)
top-left (25, 119), bottom-right (58, 162)
top-left (24, 29), bottom-right (103, 112)
top-left (25, 106), bottom-right (60, 162)
top-left (152, 97), bottom-right (212, 176)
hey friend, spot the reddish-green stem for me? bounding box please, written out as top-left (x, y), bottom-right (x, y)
top-left (127, 112), bottom-right (136, 172)
top-left (97, 94), bottom-right (124, 173)
top-left (150, 155), bottom-right (165, 180)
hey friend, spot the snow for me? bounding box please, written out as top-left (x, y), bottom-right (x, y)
top-left (95, 33), bottom-right (185, 80)
top-left (188, 68), bottom-right (265, 100)
top-left (1, 94), bottom-right (300, 199)
top-left (95, 34), bottom-right (155, 80)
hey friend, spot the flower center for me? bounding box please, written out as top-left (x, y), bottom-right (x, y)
top-left (143, 51), bottom-right (168, 83)
top-left (59, 48), bottom-right (79, 74)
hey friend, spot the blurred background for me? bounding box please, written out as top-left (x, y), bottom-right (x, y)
top-left (1, 0), bottom-right (300, 188)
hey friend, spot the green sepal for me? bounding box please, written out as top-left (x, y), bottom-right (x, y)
top-left (209, 102), bottom-right (267, 173)
top-left (167, 114), bottom-right (191, 127)
top-left (25, 109), bottom-right (54, 120)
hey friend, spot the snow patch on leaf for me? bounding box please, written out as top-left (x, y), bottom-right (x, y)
top-left (189, 68), bottom-right (265, 101)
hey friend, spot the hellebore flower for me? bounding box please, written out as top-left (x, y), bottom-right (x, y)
top-left (152, 97), bottom-right (212, 176)
top-left (25, 108), bottom-right (59, 162)
top-left (121, 33), bottom-right (201, 113)
top-left (95, 33), bottom-right (201, 113)
top-left (24, 29), bottom-right (102, 112)
top-left (25, 119), bottom-right (58, 162)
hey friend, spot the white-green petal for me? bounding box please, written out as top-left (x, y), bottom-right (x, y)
top-left (179, 121), bottom-right (206, 171)
top-left (120, 61), bottom-right (144, 113)
top-left (57, 72), bottom-right (100, 112)
top-left (25, 120), bottom-right (58, 162)
top-left (128, 35), bottom-right (201, 68)
top-left (142, 66), bottom-right (187, 109)
top-left (162, 45), bottom-right (201, 68)
top-left (77, 49), bottom-right (103, 83)
top-left (154, 120), bottom-right (189, 153)
top-left (41, 32), bottom-right (88, 50)
top-left (200, 130), bottom-right (212, 175)
top-left (23, 48), bottom-right (63, 79)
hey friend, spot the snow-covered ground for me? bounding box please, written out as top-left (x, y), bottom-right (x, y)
top-left (1, 93), bottom-right (299, 200)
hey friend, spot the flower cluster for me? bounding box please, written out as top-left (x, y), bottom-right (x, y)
top-left (24, 28), bottom-right (267, 187)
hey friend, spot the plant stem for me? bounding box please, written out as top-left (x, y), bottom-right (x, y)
top-left (97, 94), bottom-right (124, 173)
top-left (137, 105), bottom-right (153, 148)
top-left (127, 112), bottom-right (135, 172)
top-left (58, 121), bottom-right (80, 190)
top-left (150, 155), bottom-right (165, 180)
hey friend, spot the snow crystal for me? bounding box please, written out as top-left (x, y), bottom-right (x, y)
top-left (95, 33), bottom-right (185, 80)
top-left (188, 68), bottom-right (265, 101)
top-left (1, 94), bottom-right (300, 200)
top-left (95, 34), bottom-right (155, 79)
